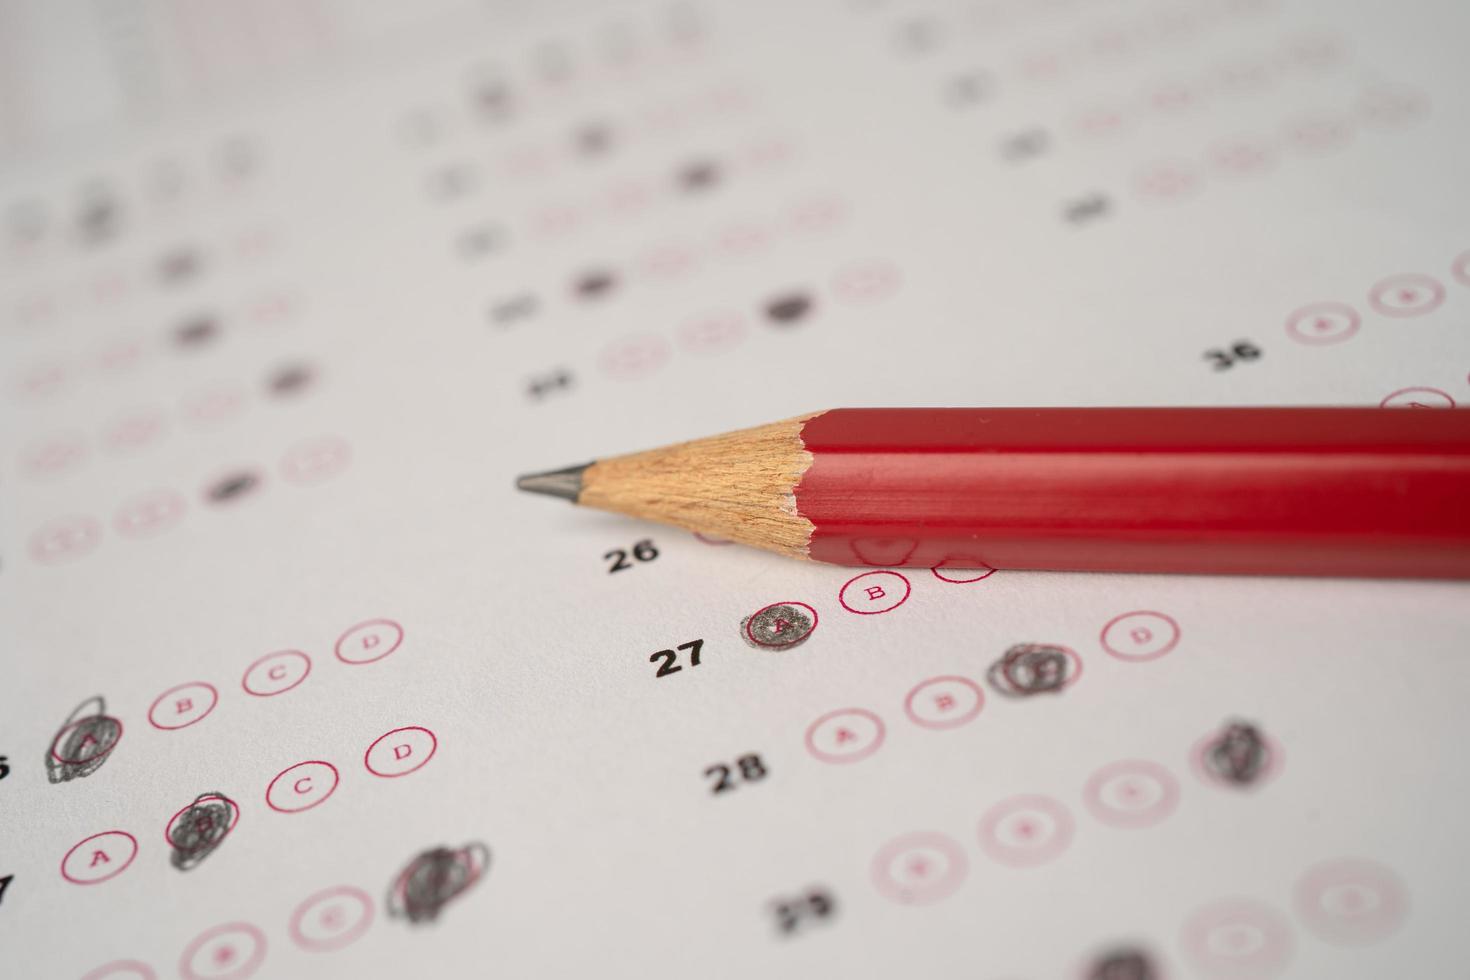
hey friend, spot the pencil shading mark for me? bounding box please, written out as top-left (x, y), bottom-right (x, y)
top-left (206, 471), bottom-right (260, 503)
top-left (427, 163), bottom-right (478, 201)
top-left (457, 223), bottom-right (504, 259)
top-left (173, 315), bottom-right (220, 349)
top-left (763, 292), bottom-right (812, 325)
top-left (526, 368), bottom-right (575, 401)
top-left (46, 696), bottom-right (123, 783)
top-left (387, 843), bottom-right (491, 924)
top-left (267, 363), bottom-right (314, 397)
top-left (575, 122), bottom-right (614, 157)
top-left (1085, 947), bottom-right (1158, 980)
top-left (1202, 720), bottom-right (1271, 786)
top-left (490, 293), bottom-right (539, 327)
top-left (1000, 127), bottom-right (1051, 162)
top-left (158, 247), bottom-right (203, 285)
top-left (742, 602), bottom-right (818, 650)
top-left (76, 191), bottom-right (122, 246)
top-left (1064, 193), bottom-right (1111, 225)
top-left (987, 643), bottom-right (1077, 697)
top-left (573, 270), bottom-right (618, 300)
top-left (168, 792), bottom-right (238, 870)
top-left (945, 71), bottom-right (994, 107)
top-left (676, 160), bottom-right (720, 192)
top-left (471, 80), bottom-right (514, 123)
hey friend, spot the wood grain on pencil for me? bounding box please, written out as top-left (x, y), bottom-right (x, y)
top-left (579, 413), bottom-right (818, 558)
top-left (518, 407), bottom-right (1470, 578)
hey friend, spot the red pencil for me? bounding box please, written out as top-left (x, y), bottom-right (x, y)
top-left (516, 408), bottom-right (1470, 578)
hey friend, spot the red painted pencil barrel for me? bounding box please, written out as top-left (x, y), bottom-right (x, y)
top-left (793, 408), bottom-right (1470, 578)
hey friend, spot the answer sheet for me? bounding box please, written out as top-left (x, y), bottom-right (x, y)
top-left (2, 0), bottom-right (1468, 977)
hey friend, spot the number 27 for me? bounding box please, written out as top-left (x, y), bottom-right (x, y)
top-left (650, 639), bottom-right (704, 678)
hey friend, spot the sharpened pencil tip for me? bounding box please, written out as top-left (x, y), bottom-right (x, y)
top-left (515, 463), bottom-right (590, 502)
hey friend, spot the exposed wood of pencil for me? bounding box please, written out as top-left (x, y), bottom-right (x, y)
top-left (579, 412), bottom-right (819, 558)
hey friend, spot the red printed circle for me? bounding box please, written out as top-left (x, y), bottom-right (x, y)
top-left (977, 794), bottom-right (1074, 867)
top-left (1285, 302), bottom-right (1359, 345)
top-left (61, 830), bottom-right (139, 884)
top-left (1358, 87), bottom-right (1429, 128)
top-left (501, 144), bottom-right (552, 180)
top-left (1294, 859), bottom-right (1408, 945)
top-left (599, 335), bottom-right (671, 380)
top-left (1133, 161), bottom-right (1200, 201)
top-left (1286, 33), bottom-right (1343, 70)
top-left (871, 832), bottom-right (968, 905)
top-left (12, 361), bottom-right (65, 400)
top-left (1182, 898), bottom-right (1294, 976)
top-left (1191, 727), bottom-right (1283, 789)
top-left (1083, 759), bottom-right (1181, 828)
top-left (741, 133), bottom-right (796, 171)
top-left (1073, 105), bottom-right (1126, 139)
top-left (102, 408), bottom-right (167, 453)
top-left (530, 203), bottom-right (581, 238)
top-left (114, 490), bottom-right (187, 538)
top-left (602, 179), bottom-right (652, 216)
top-left (281, 436), bottom-right (352, 485)
top-left (364, 726), bottom-right (438, 778)
top-left (1368, 274), bottom-right (1445, 317)
top-left (1287, 116), bottom-right (1353, 154)
top-left (678, 312), bottom-right (747, 354)
top-left (29, 516), bottom-right (102, 564)
top-left (49, 715), bottom-right (123, 764)
top-left (164, 794), bottom-right (241, 846)
top-left (81, 961), bottom-right (156, 980)
top-left (805, 708), bottom-right (886, 764)
top-left (97, 338), bottom-right (141, 370)
top-left (244, 291), bottom-right (300, 327)
top-left (1148, 80), bottom-right (1196, 113)
top-left (182, 387), bottom-right (246, 427)
top-left (335, 618), bottom-right (404, 665)
top-left (1100, 610), bottom-right (1180, 661)
top-left (289, 885), bottom-right (375, 952)
top-left (744, 601), bottom-right (819, 648)
top-left (904, 676), bottom-right (984, 729)
top-left (1018, 49), bottom-right (1063, 81)
top-left (148, 682), bottom-right (219, 730)
top-left (832, 259), bottom-right (902, 304)
top-left (638, 241), bottom-right (697, 280)
top-left (1380, 387), bottom-right (1455, 409)
top-left (715, 222), bottom-right (771, 257)
top-left (19, 431), bottom-right (86, 477)
top-left (1454, 250), bottom-right (1470, 287)
top-left (839, 571), bottom-right (912, 614)
top-left (788, 195), bottom-right (848, 234)
top-left (931, 560), bottom-right (996, 584)
top-left (242, 650), bottom-right (312, 697)
top-left (266, 761), bottom-right (340, 813)
top-left (1217, 58), bottom-right (1272, 92)
top-left (178, 922), bottom-right (267, 980)
top-left (1210, 139), bottom-right (1275, 177)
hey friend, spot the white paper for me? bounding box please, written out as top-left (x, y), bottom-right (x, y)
top-left (3, 1), bottom-right (1468, 977)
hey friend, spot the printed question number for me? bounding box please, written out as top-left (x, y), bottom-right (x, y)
top-left (650, 639), bottom-right (704, 678)
top-left (771, 888), bottom-right (837, 935)
top-left (605, 539), bottom-right (659, 573)
top-left (1204, 341), bottom-right (1262, 371)
top-left (705, 754), bottom-right (768, 794)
